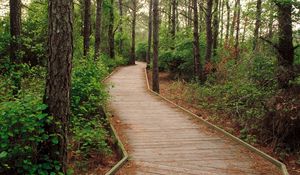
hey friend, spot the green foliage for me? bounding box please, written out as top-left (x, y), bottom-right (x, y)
top-left (0, 94), bottom-right (61, 175)
top-left (136, 42), bottom-right (148, 61)
top-left (71, 58), bottom-right (109, 117)
top-left (71, 117), bottom-right (111, 157)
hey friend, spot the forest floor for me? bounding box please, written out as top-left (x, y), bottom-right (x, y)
top-left (147, 70), bottom-right (300, 175)
top-left (68, 128), bottom-right (121, 174)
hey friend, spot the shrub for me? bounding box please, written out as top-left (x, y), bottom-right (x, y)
top-left (0, 94), bottom-right (61, 175)
top-left (136, 42), bottom-right (148, 61)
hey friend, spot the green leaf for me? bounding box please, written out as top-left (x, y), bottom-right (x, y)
top-left (51, 137), bottom-right (59, 144)
top-left (0, 151), bottom-right (8, 158)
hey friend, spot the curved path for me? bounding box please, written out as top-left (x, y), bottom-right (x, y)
top-left (108, 62), bottom-right (281, 175)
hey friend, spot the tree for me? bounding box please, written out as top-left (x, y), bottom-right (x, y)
top-left (234, 0), bottom-right (240, 59)
top-left (95, 0), bottom-right (103, 60)
top-left (225, 0), bottom-right (230, 43)
top-left (274, 0), bottom-right (295, 88)
top-left (146, 0), bottom-right (153, 66)
top-left (253, 0), bottom-right (262, 51)
top-left (44, 0), bottom-right (73, 173)
top-left (193, 0), bottom-right (202, 81)
top-left (108, 0), bottom-right (115, 59)
top-left (205, 0), bottom-right (213, 78)
top-left (171, 0), bottom-right (177, 40)
top-left (152, 0), bottom-right (159, 93)
top-left (83, 0), bottom-right (91, 56)
top-left (9, 0), bottom-right (21, 64)
top-left (129, 0), bottom-right (137, 65)
top-left (118, 0), bottom-right (124, 54)
top-left (212, 0), bottom-right (219, 56)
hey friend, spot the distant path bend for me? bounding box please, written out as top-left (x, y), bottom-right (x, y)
top-left (108, 62), bottom-right (281, 175)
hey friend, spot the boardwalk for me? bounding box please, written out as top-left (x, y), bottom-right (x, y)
top-left (108, 62), bottom-right (281, 175)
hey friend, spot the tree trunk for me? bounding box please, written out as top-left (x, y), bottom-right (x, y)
top-left (83, 0), bottom-right (91, 56)
top-left (275, 1), bottom-right (295, 89)
top-left (234, 0), bottom-right (240, 59)
top-left (205, 0), bottom-right (213, 78)
top-left (230, 0), bottom-right (237, 41)
top-left (130, 0), bottom-right (137, 65)
top-left (44, 0), bottom-right (73, 173)
top-left (212, 0), bottom-right (219, 56)
top-left (118, 0), bottom-right (124, 54)
top-left (10, 0), bottom-right (21, 64)
top-left (146, 0), bottom-right (153, 66)
top-left (108, 0), bottom-right (115, 59)
top-left (253, 0), bottom-right (262, 51)
top-left (268, 5), bottom-right (274, 39)
top-left (94, 0), bottom-right (103, 60)
top-left (152, 0), bottom-right (159, 93)
top-left (220, 0), bottom-right (225, 44)
top-left (171, 0), bottom-right (176, 40)
top-left (193, 0), bottom-right (202, 81)
top-left (225, 0), bottom-right (230, 44)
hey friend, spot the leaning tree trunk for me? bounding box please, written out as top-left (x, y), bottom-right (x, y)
top-left (205, 0), bottom-right (213, 79)
top-left (10, 0), bottom-right (21, 64)
top-left (253, 0), bottom-right (262, 51)
top-left (94, 0), bottom-right (103, 60)
top-left (130, 0), bottom-right (137, 65)
top-left (152, 0), bottom-right (160, 93)
top-left (108, 0), bottom-right (115, 59)
top-left (146, 0), bottom-right (153, 66)
top-left (275, 1), bottom-right (295, 89)
top-left (212, 0), bottom-right (219, 56)
top-left (44, 0), bottom-right (73, 173)
top-left (83, 0), bottom-right (91, 56)
top-left (193, 0), bottom-right (202, 81)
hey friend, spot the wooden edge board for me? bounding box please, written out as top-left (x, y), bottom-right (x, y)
top-left (144, 68), bottom-right (289, 175)
top-left (101, 68), bottom-right (129, 175)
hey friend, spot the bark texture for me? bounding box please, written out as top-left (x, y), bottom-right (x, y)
top-left (212, 0), bottom-right (219, 56)
top-left (193, 0), bottom-right (202, 81)
top-left (45, 0), bottom-right (73, 173)
top-left (130, 0), bottom-right (137, 65)
top-left (83, 0), bottom-right (91, 56)
top-left (108, 0), bottom-right (115, 59)
top-left (146, 0), bottom-right (153, 65)
top-left (205, 0), bottom-right (213, 77)
top-left (152, 0), bottom-right (160, 93)
top-left (9, 0), bottom-right (21, 64)
top-left (94, 0), bottom-right (103, 60)
top-left (253, 0), bottom-right (262, 51)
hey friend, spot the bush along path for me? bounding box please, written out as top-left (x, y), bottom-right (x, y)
top-left (107, 62), bottom-right (282, 175)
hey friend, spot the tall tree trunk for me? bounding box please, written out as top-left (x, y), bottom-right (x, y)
top-left (242, 17), bottom-right (248, 43)
top-left (230, 0), bottom-right (237, 41)
top-left (220, 0), bottom-right (225, 44)
top-left (275, 1), bottom-right (295, 89)
top-left (225, 0), bottom-right (230, 44)
top-left (94, 0), bottom-right (103, 60)
top-left (205, 0), bottom-right (213, 78)
top-left (234, 0), bottom-right (240, 59)
top-left (193, 0), bottom-right (202, 81)
top-left (10, 0), bottom-right (21, 64)
top-left (118, 0), bottom-right (123, 54)
top-left (171, 0), bottom-right (176, 41)
top-left (268, 5), bottom-right (274, 39)
top-left (108, 0), bottom-right (115, 59)
top-left (146, 0), bottom-right (153, 66)
top-left (83, 0), bottom-right (91, 56)
top-left (212, 0), bottom-right (219, 56)
top-left (9, 0), bottom-right (22, 95)
top-left (44, 0), bottom-right (73, 173)
top-left (253, 0), bottom-right (262, 51)
top-left (130, 0), bottom-right (137, 65)
top-left (152, 0), bottom-right (160, 93)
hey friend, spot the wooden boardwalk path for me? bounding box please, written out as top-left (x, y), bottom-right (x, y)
top-left (108, 62), bottom-right (281, 175)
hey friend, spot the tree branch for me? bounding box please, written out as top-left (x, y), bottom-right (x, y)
top-left (260, 37), bottom-right (279, 50)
